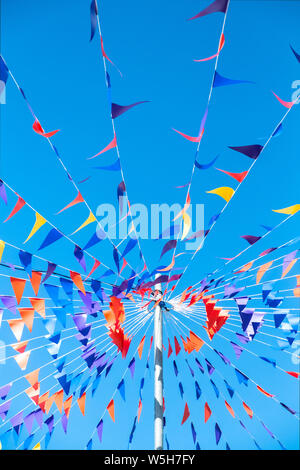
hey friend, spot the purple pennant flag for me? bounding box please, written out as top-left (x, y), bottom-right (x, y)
top-left (241, 235), bottom-right (261, 245)
top-left (0, 296), bottom-right (17, 314)
top-left (0, 180), bottom-right (7, 204)
top-left (215, 423), bottom-right (222, 445)
top-left (78, 290), bottom-right (93, 311)
top-left (259, 247), bottom-right (277, 257)
top-left (236, 332), bottom-right (250, 344)
top-left (188, 0), bottom-right (228, 20)
top-left (0, 383), bottom-right (12, 400)
top-left (45, 415), bottom-right (54, 435)
top-left (97, 419), bottom-right (104, 442)
top-left (229, 145), bottom-right (263, 159)
top-left (205, 359), bottom-right (215, 376)
top-left (235, 296), bottom-right (249, 313)
top-left (282, 250), bottom-right (298, 276)
top-left (10, 411), bottom-right (23, 435)
top-left (34, 409), bottom-right (44, 429)
top-left (24, 412), bottom-right (35, 435)
top-left (74, 245), bottom-right (87, 272)
top-left (42, 262), bottom-right (56, 283)
top-left (111, 101), bottom-right (149, 119)
top-left (61, 413), bottom-right (68, 434)
top-left (261, 421), bottom-right (275, 439)
top-left (128, 358), bottom-right (136, 379)
top-left (160, 240), bottom-right (177, 259)
top-left (230, 342), bottom-right (244, 360)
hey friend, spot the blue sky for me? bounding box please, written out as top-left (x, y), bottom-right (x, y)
top-left (0, 0), bottom-right (299, 450)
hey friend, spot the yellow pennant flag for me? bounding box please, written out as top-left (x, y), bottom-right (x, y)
top-left (71, 211), bottom-right (96, 235)
top-left (272, 204), bottom-right (300, 215)
top-left (32, 442), bottom-right (41, 450)
top-left (206, 186), bottom-right (235, 203)
top-left (0, 240), bottom-right (5, 262)
top-left (24, 213), bottom-right (46, 243)
top-left (181, 212), bottom-right (191, 240)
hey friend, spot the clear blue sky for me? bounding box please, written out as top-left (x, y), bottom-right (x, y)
top-left (0, 0), bottom-right (299, 450)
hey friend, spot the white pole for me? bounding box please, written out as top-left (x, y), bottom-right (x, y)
top-left (154, 274), bottom-right (163, 450)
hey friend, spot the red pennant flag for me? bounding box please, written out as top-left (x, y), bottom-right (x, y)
top-left (216, 168), bottom-right (248, 183)
top-left (33, 119), bottom-right (60, 138)
top-left (57, 191), bottom-right (84, 214)
top-left (286, 371), bottom-right (300, 378)
top-left (70, 271), bottom-right (86, 294)
top-left (84, 259), bottom-right (101, 281)
top-left (242, 402), bottom-right (253, 419)
top-left (257, 385), bottom-right (274, 397)
top-left (174, 336), bottom-right (181, 355)
top-left (204, 402), bottom-right (212, 423)
top-left (181, 403), bottom-right (190, 425)
top-left (4, 196), bottom-right (25, 222)
top-left (107, 399), bottom-right (115, 422)
top-left (137, 335), bottom-right (146, 359)
top-left (167, 338), bottom-right (173, 358)
top-left (88, 133), bottom-right (117, 159)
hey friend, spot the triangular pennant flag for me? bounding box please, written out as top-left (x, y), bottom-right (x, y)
top-left (70, 271), bottom-right (86, 295)
top-left (181, 403), bottom-right (190, 425)
top-left (4, 196), bottom-right (26, 222)
top-left (19, 308), bottom-right (35, 332)
top-left (57, 191), bottom-right (84, 214)
top-left (24, 213), bottom-right (46, 243)
top-left (77, 392), bottom-right (86, 416)
top-left (29, 298), bottom-right (45, 318)
top-left (30, 271), bottom-right (42, 296)
top-left (206, 186), bottom-right (234, 203)
top-left (71, 211), bottom-right (96, 235)
top-left (107, 399), bottom-right (115, 422)
top-left (14, 351), bottom-right (30, 370)
top-left (204, 402), bottom-right (211, 423)
top-left (10, 277), bottom-right (26, 304)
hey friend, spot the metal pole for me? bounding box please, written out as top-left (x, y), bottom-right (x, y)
top-left (154, 274), bottom-right (163, 450)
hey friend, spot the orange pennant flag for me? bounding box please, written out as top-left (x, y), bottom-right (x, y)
top-left (137, 399), bottom-right (143, 423)
top-left (54, 389), bottom-right (64, 413)
top-left (181, 403), bottom-right (190, 425)
top-left (138, 335), bottom-right (146, 359)
top-left (57, 191), bottom-right (84, 214)
top-left (204, 402), bottom-right (212, 423)
top-left (64, 396), bottom-right (73, 419)
top-left (30, 271), bottom-right (42, 296)
top-left (25, 384), bottom-right (40, 405)
top-left (256, 261), bottom-right (273, 284)
top-left (38, 392), bottom-right (49, 413)
top-left (25, 369), bottom-right (40, 389)
top-left (294, 275), bottom-right (300, 297)
top-left (29, 298), bottom-right (45, 318)
top-left (107, 399), bottom-right (115, 422)
top-left (77, 393), bottom-right (86, 416)
top-left (8, 319), bottom-right (24, 341)
top-left (242, 402), bottom-right (253, 419)
top-left (14, 351), bottom-right (30, 370)
top-left (19, 308), bottom-right (35, 332)
top-left (70, 271), bottom-right (86, 294)
top-left (10, 277), bottom-right (26, 304)
top-left (224, 400), bottom-right (235, 418)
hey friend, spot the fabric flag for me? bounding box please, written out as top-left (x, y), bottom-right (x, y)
top-left (0, 180), bottom-right (7, 204)
top-left (84, 258), bottom-right (101, 281)
top-left (204, 402), bottom-right (211, 423)
top-left (188, 0), bottom-right (229, 20)
top-left (194, 34), bottom-right (225, 62)
top-left (225, 400), bottom-right (235, 418)
top-left (216, 168), bottom-right (248, 183)
top-left (8, 319), bottom-right (24, 341)
top-left (14, 351), bottom-right (30, 370)
top-left (24, 213), bottom-right (46, 243)
top-left (77, 393), bottom-right (86, 416)
top-left (10, 277), bottom-right (26, 304)
top-left (72, 211), bottom-right (96, 235)
top-left (88, 133), bottom-right (117, 160)
top-left (111, 101), bottom-right (149, 119)
top-left (97, 419), bottom-right (103, 443)
top-left (195, 154), bottom-right (219, 170)
top-left (215, 423), bottom-right (222, 445)
top-left (241, 235), bottom-right (261, 245)
top-left (29, 298), bottom-right (45, 318)
top-left (281, 251), bottom-right (298, 278)
top-left (290, 44), bottom-right (300, 63)
top-left (181, 403), bottom-right (190, 425)
top-left (0, 240), bottom-right (5, 262)
top-left (74, 245), bottom-right (86, 272)
top-left (213, 71), bottom-right (253, 88)
top-left (138, 335), bottom-right (146, 359)
top-left (89, 0), bottom-right (98, 42)
top-left (19, 251), bottom-right (32, 276)
top-left (273, 204), bottom-right (300, 216)
top-left (19, 308), bottom-right (35, 332)
top-left (70, 271), bottom-right (86, 294)
top-left (57, 192), bottom-right (84, 214)
top-left (229, 144), bottom-right (263, 159)
top-left (38, 229), bottom-right (63, 250)
top-left (0, 55), bottom-right (9, 102)
top-left (172, 127), bottom-right (204, 143)
top-left (93, 159), bottom-right (121, 172)
top-left (181, 213), bottom-right (191, 241)
top-left (272, 91), bottom-right (295, 109)
top-left (42, 262), bottom-right (56, 283)
top-left (107, 399), bottom-right (115, 422)
top-left (257, 385), bottom-right (274, 398)
top-left (4, 196), bottom-right (25, 222)
top-left (206, 186), bottom-right (234, 203)
top-left (160, 240), bottom-right (177, 258)
top-left (256, 261), bottom-right (273, 284)
top-left (32, 119), bottom-right (59, 138)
